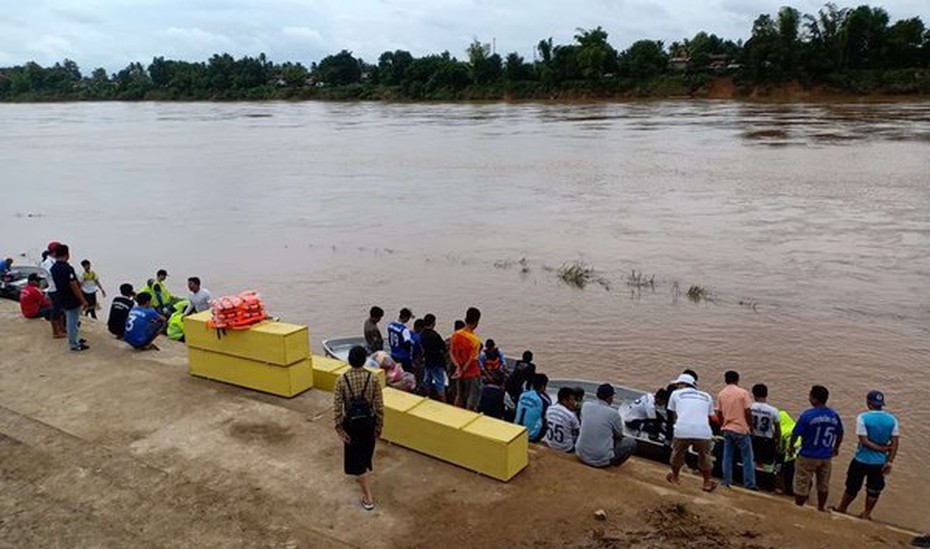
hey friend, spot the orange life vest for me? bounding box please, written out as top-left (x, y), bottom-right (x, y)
top-left (208, 291), bottom-right (267, 330)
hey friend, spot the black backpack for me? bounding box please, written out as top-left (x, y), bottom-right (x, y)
top-left (342, 372), bottom-right (375, 434)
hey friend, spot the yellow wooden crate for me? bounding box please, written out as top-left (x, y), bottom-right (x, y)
top-left (381, 387), bottom-right (428, 442)
top-left (188, 348), bottom-right (313, 398)
top-left (311, 355), bottom-right (385, 392)
top-left (382, 398), bottom-right (528, 481)
top-left (388, 399), bottom-right (477, 461)
top-left (184, 311), bottom-right (310, 366)
top-left (461, 416), bottom-right (529, 481)
top-left (310, 355), bottom-right (348, 392)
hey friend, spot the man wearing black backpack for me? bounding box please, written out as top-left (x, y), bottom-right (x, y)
top-left (334, 346), bottom-right (384, 511)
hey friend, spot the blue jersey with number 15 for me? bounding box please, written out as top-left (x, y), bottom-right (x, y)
top-left (793, 406), bottom-right (844, 460)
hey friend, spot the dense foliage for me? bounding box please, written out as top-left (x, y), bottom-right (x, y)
top-left (2, 2), bottom-right (928, 101)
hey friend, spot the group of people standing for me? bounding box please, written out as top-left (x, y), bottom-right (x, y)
top-left (363, 305), bottom-right (551, 427)
top-left (16, 241), bottom-right (213, 352)
top-left (351, 309), bottom-right (902, 521)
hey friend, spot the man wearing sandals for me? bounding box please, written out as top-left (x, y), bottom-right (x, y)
top-left (666, 373), bottom-right (718, 492)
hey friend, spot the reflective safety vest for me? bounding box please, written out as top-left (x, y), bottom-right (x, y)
top-left (167, 300), bottom-right (189, 341)
top-left (142, 280), bottom-right (172, 311)
top-left (779, 410), bottom-right (798, 461)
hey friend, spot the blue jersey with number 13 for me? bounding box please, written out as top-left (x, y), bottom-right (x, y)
top-left (793, 406), bottom-right (844, 460)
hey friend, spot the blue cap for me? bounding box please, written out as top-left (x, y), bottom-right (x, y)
top-left (867, 390), bottom-right (885, 407)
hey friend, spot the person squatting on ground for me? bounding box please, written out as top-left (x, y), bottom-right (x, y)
top-left (333, 346), bottom-right (384, 511)
top-left (123, 292), bottom-right (165, 351)
top-left (107, 284), bottom-right (135, 339)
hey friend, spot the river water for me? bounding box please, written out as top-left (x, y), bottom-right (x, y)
top-left (1, 101), bottom-right (928, 528)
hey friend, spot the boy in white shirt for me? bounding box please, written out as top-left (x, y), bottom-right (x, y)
top-left (749, 383), bottom-right (781, 470)
top-left (544, 387), bottom-right (581, 452)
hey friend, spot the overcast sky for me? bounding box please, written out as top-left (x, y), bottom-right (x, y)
top-left (1, 0), bottom-right (928, 72)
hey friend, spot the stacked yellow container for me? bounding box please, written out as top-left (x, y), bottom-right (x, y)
top-left (183, 311), bottom-right (314, 398)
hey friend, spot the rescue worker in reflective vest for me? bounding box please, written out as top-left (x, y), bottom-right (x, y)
top-left (779, 409), bottom-right (798, 495)
top-left (143, 269), bottom-right (175, 316)
top-left (167, 300), bottom-right (189, 342)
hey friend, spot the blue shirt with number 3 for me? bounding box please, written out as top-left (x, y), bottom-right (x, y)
top-left (793, 406), bottom-right (844, 459)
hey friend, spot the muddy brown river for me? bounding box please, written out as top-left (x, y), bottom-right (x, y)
top-left (1, 101), bottom-right (928, 528)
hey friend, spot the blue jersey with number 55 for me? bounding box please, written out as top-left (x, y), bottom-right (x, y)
top-left (793, 406), bottom-right (844, 459)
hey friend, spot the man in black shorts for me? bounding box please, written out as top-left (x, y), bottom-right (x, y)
top-left (832, 390), bottom-right (900, 520)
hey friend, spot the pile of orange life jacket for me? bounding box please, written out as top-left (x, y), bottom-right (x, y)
top-left (207, 291), bottom-right (267, 330)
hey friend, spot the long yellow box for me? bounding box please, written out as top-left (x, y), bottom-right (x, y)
top-left (311, 355), bottom-right (384, 392)
top-left (188, 348), bottom-right (313, 398)
top-left (382, 397), bottom-right (529, 482)
top-left (381, 387), bottom-right (428, 442)
top-left (461, 416), bottom-right (529, 482)
top-left (184, 311), bottom-right (310, 366)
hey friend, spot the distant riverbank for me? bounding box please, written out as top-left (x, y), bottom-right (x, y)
top-left (3, 74), bottom-right (930, 104)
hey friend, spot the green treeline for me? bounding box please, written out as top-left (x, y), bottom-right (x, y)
top-left (2, 2), bottom-right (929, 102)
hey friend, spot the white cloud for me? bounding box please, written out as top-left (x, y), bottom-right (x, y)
top-left (165, 27), bottom-right (233, 48)
top-left (27, 35), bottom-right (73, 59)
top-left (281, 26), bottom-right (324, 45)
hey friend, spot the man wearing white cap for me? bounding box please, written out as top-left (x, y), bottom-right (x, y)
top-left (666, 373), bottom-right (718, 492)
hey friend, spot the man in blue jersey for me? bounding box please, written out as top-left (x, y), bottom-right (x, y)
top-left (832, 390), bottom-right (900, 520)
top-left (387, 308), bottom-right (415, 372)
top-left (789, 385), bottom-right (844, 511)
top-left (124, 293), bottom-right (166, 350)
top-left (515, 374), bottom-right (549, 442)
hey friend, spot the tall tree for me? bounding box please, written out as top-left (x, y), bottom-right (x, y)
top-left (574, 27), bottom-right (620, 80)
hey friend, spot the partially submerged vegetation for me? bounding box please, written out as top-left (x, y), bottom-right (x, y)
top-left (557, 262), bottom-right (597, 289)
top-left (2, 3), bottom-right (929, 102)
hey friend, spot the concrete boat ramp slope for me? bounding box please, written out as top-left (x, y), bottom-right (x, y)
top-left (0, 301), bottom-right (918, 548)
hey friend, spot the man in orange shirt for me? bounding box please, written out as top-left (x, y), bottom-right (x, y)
top-left (716, 370), bottom-right (757, 490)
top-left (450, 307), bottom-right (482, 410)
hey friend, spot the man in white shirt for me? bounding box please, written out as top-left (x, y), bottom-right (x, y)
top-left (41, 242), bottom-right (66, 338)
top-left (749, 383), bottom-right (781, 470)
top-left (183, 276), bottom-right (213, 315)
top-left (666, 373), bottom-right (717, 492)
top-left (545, 387), bottom-right (581, 452)
top-left (624, 388), bottom-right (670, 440)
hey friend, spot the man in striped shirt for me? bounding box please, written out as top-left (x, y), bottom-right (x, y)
top-left (545, 388), bottom-right (581, 452)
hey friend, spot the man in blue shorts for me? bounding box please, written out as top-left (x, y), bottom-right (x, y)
top-left (832, 390), bottom-right (900, 520)
top-left (124, 293), bottom-right (166, 350)
top-left (789, 385), bottom-right (844, 511)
